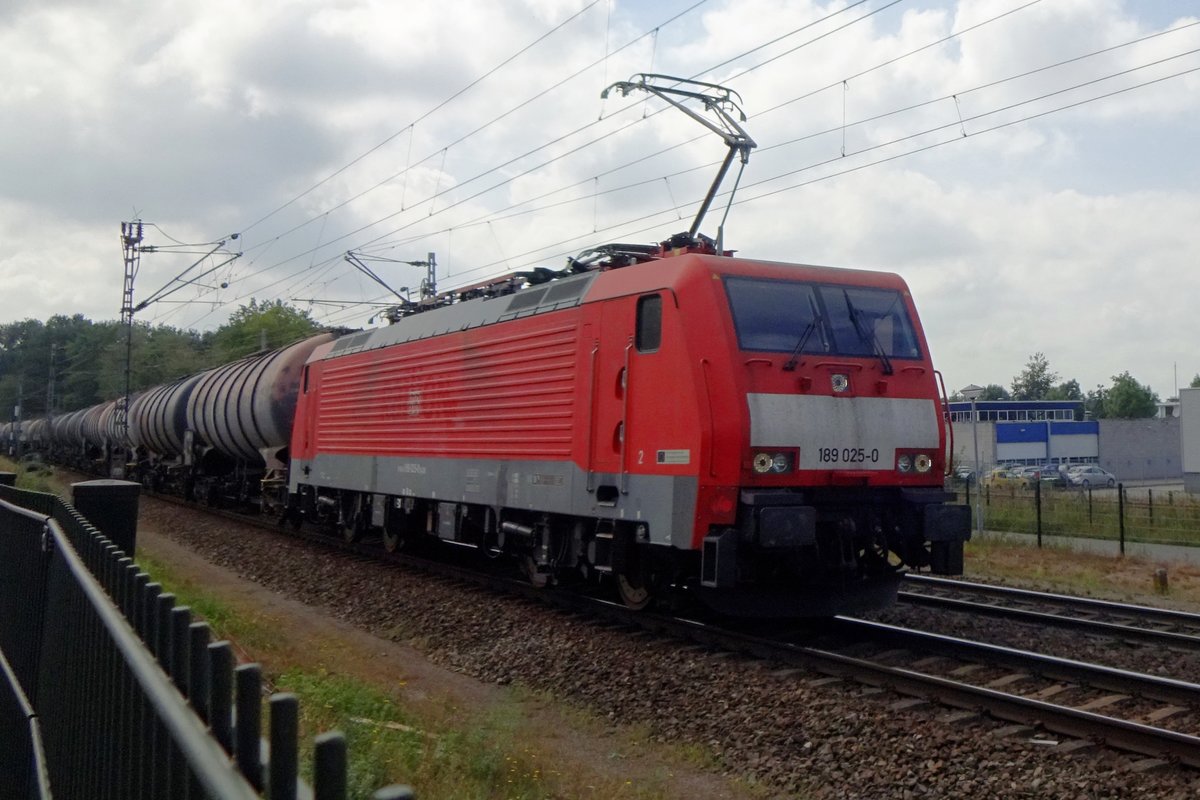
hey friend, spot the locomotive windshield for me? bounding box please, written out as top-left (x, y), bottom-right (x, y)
top-left (724, 276), bottom-right (921, 360)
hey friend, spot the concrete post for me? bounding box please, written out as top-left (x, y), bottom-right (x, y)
top-left (72, 479), bottom-right (141, 556)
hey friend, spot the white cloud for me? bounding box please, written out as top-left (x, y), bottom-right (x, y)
top-left (1, 0), bottom-right (1198, 398)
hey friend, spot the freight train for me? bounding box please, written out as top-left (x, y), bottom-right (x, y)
top-left (23, 233), bottom-right (969, 617)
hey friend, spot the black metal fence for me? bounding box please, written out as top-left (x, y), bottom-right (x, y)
top-left (0, 481), bottom-right (414, 799)
top-left (955, 480), bottom-right (1200, 553)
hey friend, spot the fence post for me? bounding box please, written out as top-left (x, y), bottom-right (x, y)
top-left (1148, 488), bottom-right (1154, 525)
top-left (171, 607), bottom-right (192, 696)
top-left (189, 624), bottom-right (212, 723)
top-left (269, 694), bottom-right (300, 800)
top-left (1035, 479), bottom-right (1042, 548)
top-left (235, 664), bottom-right (263, 790)
top-left (1088, 487), bottom-right (1093, 525)
top-left (209, 642), bottom-right (234, 754)
top-left (314, 732), bottom-right (347, 800)
top-left (70, 479), bottom-right (141, 556)
top-left (1118, 483), bottom-right (1126, 556)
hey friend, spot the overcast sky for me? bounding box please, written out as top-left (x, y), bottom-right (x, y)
top-left (2, 0), bottom-right (1198, 399)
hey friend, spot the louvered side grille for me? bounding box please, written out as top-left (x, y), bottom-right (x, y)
top-left (315, 322), bottom-right (579, 458)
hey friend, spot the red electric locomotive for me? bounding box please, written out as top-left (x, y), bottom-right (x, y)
top-left (288, 236), bottom-right (970, 616)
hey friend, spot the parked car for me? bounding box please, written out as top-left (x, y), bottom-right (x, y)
top-left (1009, 465), bottom-right (1040, 487)
top-left (983, 467), bottom-right (1021, 488)
top-left (1066, 465), bottom-right (1116, 488)
top-left (953, 465), bottom-right (976, 485)
top-left (1035, 465), bottom-right (1067, 488)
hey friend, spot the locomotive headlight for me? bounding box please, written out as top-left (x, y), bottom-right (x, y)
top-left (897, 454), bottom-right (913, 473)
top-left (831, 373), bottom-right (850, 393)
top-left (914, 454), bottom-right (933, 473)
top-left (752, 451), bottom-right (794, 474)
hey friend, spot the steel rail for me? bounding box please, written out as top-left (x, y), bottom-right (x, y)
top-left (829, 616), bottom-right (1200, 707)
top-left (657, 614), bottom-right (1200, 768)
top-left (904, 573), bottom-right (1200, 628)
top-left (897, 591), bottom-right (1200, 650)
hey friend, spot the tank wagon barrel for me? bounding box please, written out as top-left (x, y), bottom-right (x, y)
top-left (129, 374), bottom-right (204, 457)
top-left (186, 333), bottom-right (334, 467)
top-left (25, 418), bottom-right (48, 446)
top-left (79, 402), bottom-right (111, 451)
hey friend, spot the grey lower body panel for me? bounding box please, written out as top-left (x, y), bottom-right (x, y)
top-left (291, 454), bottom-right (699, 548)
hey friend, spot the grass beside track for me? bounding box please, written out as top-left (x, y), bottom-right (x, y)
top-left (137, 553), bottom-right (596, 799)
top-left (964, 533), bottom-right (1200, 611)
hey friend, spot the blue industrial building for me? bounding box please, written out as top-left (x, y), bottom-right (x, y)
top-left (948, 400), bottom-right (1098, 468)
top-left (950, 400), bottom-right (1182, 480)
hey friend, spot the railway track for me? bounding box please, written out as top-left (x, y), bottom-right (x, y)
top-left (900, 573), bottom-right (1200, 650)
top-left (143, 490), bottom-right (1200, 770)
top-left (616, 611), bottom-right (1200, 769)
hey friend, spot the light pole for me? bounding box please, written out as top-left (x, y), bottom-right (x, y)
top-left (961, 384), bottom-right (985, 536)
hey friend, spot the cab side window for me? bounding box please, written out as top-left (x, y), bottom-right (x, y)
top-left (636, 294), bottom-right (662, 352)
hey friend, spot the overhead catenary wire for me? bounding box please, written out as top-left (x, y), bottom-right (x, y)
top-left (236, 0), bottom-right (608, 239)
top-left (315, 59), bottom-right (1200, 329)
top-left (314, 22), bottom-right (1200, 299)
top-left (175, 1), bottom-right (1190, 331)
top-left (233, 0), bottom-right (712, 268)
top-left (186, 0), bottom-right (909, 329)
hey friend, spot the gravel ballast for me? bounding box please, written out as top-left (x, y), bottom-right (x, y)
top-left (138, 499), bottom-right (1200, 798)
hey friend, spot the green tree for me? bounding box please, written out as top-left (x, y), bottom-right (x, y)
top-left (1084, 385), bottom-right (1107, 419)
top-left (208, 299), bottom-right (321, 363)
top-left (1102, 372), bottom-right (1158, 418)
top-left (0, 318), bottom-right (50, 418)
top-left (135, 323), bottom-right (208, 387)
top-left (1045, 378), bottom-right (1082, 401)
top-left (1191, 373), bottom-right (1200, 389)
top-left (980, 384), bottom-right (1010, 400)
top-left (1010, 352), bottom-right (1058, 400)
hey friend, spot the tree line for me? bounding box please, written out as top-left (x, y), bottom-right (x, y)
top-left (953, 352), bottom-right (1193, 419)
top-left (0, 300), bottom-right (322, 420)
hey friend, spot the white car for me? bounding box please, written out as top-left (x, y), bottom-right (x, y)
top-left (1066, 465), bottom-right (1116, 489)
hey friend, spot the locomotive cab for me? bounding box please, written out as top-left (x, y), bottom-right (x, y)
top-left (678, 256), bottom-right (971, 615)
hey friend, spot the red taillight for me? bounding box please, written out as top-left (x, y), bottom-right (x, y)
top-left (711, 492), bottom-right (735, 515)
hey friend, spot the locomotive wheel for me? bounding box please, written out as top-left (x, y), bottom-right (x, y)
top-left (616, 572), bottom-right (652, 611)
top-left (342, 513), bottom-right (365, 544)
top-left (522, 555), bottom-right (549, 588)
top-left (381, 525), bottom-right (404, 553)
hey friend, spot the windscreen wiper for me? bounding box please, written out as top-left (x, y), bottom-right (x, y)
top-left (783, 296), bottom-right (827, 371)
top-left (843, 290), bottom-right (893, 375)
top-left (782, 320), bottom-right (817, 372)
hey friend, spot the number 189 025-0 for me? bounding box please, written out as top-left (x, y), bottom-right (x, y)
top-left (817, 447), bottom-right (880, 465)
